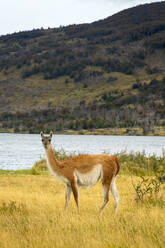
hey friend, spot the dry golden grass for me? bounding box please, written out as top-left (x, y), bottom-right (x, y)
top-left (0, 174), bottom-right (164, 248)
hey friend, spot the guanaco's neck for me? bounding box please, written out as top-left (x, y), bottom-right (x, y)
top-left (44, 145), bottom-right (61, 172)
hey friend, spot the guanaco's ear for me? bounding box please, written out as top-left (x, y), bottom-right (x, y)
top-left (40, 131), bottom-right (44, 138)
top-left (50, 131), bottom-right (53, 138)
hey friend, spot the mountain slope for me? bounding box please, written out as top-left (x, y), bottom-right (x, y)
top-left (0, 1), bottom-right (165, 133)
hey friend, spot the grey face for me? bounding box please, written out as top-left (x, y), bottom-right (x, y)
top-left (40, 132), bottom-right (53, 148)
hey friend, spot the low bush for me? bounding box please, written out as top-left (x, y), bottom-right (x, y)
top-left (31, 150), bottom-right (165, 177)
top-left (118, 151), bottom-right (165, 176)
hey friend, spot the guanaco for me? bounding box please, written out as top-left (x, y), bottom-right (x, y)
top-left (41, 131), bottom-right (120, 213)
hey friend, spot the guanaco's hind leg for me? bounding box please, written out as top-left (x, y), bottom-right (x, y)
top-left (110, 177), bottom-right (119, 212)
top-left (100, 183), bottom-right (110, 213)
top-left (71, 182), bottom-right (79, 210)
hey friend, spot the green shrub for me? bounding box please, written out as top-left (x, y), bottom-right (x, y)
top-left (132, 176), bottom-right (164, 205)
top-left (118, 151), bottom-right (165, 176)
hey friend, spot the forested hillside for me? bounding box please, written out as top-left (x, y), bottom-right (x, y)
top-left (0, 1), bottom-right (165, 134)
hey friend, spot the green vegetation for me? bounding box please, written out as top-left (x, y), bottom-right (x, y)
top-left (2, 149), bottom-right (164, 177)
top-left (33, 149), bottom-right (165, 177)
top-left (0, 168), bottom-right (40, 176)
top-left (0, 2), bottom-right (165, 134)
top-left (132, 176), bottom-right (164, 205)
top-left (118, 151), bottom-right (165, 176)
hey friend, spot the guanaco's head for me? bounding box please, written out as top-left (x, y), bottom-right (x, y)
top-left (40, 131), bottom-right (53, 149)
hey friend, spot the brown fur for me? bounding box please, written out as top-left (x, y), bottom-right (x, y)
top-left (47, 146), bottom-right (118, 182)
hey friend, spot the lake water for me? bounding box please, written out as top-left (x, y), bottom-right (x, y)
top-left (0, 133), bottom-right (165, 170)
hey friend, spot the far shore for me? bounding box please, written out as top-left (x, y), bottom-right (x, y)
top-left (0, 126), bottom-right (165, 136)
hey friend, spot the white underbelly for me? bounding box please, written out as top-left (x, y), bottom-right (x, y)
top-left (74, 164), bottom-right (102, 187)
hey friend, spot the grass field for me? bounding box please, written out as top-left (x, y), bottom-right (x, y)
top-left (0, 173), bottom-right (164, 248)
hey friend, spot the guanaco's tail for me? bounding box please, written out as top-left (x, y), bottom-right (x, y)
top-left (115, 156), bottom-right (120, 177)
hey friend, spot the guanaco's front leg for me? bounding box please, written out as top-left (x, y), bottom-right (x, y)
top-left (65, 184), bottom-right (72, 210)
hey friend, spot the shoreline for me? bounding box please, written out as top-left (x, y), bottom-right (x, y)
top-left (0, 126), bottom-right (165, 136)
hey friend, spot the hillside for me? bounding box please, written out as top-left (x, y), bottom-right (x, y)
top-left (0, 1), bottom-right (165, 134)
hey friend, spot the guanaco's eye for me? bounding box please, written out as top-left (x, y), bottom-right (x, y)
top-left (42, 139), bottom-right (44, 142)
top-left (48, 139), bottom-right (51, 142)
